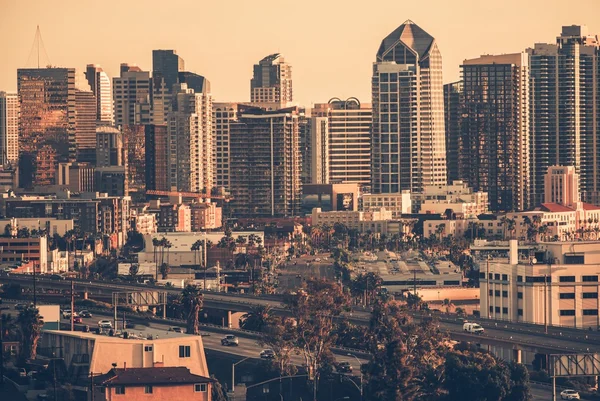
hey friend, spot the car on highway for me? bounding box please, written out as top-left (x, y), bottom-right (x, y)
top-left (336, 361), bottom-right (352, 373)
top-left (168, 327), bottom-right (183, 333)
top-left (221, 335), bottom-right (239, 346)
top-left (62, 310), bottom-right (78, 319)
top-left (560, 389), bottom-right (580, 400)
top-left (315, 258), bottom-right (321, 262)
top-left (50, 274), bottom-right (65, 280)
top-left (73, 316), bottom-right (83, 324)
top-left (98, 320), bottom-right (112, 329)
top-left (260, 349), bottom-right (275, 359)
top-left (79, 310), bottom-right (92, 318)
top-left (463, 322), bottom-right (484, 334)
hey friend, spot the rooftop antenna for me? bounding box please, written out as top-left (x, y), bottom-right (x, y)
top-left (26, 25), bottom-right (51, 68)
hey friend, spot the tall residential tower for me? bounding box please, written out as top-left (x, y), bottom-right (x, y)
top-left (84, 64), bottom-right (113, 123)
top-left (0, 92), bottom-right (19, 166)
top-left (250, 54), bottom-right (293, 108)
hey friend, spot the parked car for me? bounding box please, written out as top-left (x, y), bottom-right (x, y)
top-left (79, 310), bottom-right (92, 318)
top-left (315, 258), bottom-right (321, 262)
top-left (221, 335), bottom-right (239, 346)
top-left (560, 390), bottom-right (581, 400)
top-left (260, 349), bottom-right (275, 359)
top-left (98, 320), bottom-right (113, 329)
top-left (463, 322), bottom-right (484, 334)
top-left (169, 327), bottom-right (183, 333)
top-left (336, 361), bottom-right (352, 373)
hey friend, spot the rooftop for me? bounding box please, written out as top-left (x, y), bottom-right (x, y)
top-left (97, 367), bottom-right (212, 386)
top-left (377, 20), bottom-right (435, 62)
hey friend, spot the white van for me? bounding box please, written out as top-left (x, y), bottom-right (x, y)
top-left (463, 322), bottom-right (484, 334)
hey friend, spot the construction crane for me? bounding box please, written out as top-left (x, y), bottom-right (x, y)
top-left (145, 190), bottom-right (232, 201)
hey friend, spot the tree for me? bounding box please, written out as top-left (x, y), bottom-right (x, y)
top-left (211, 375), bottom-right (228, 401)
top-left (239, 305), bottom-right (274, 332)
top-left (17, 306), bottom-right (44, 363)
top-left (1, 313), bottom-right (17, 340)
top-left (159, 263), bottom-right (170, 280)
top-left (129, 264), bottom-right (139, 280)
top-left (261, 316), bottom-right (299, 379)
top-left (505, 361), bottom-right (532, 401)
top-left (180, 285), bottom-right (204, 335)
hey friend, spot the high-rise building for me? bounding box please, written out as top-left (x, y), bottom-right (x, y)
top-left (17, 67), bottom-right (76, 187)
top-left (96, 126), bottom-right (125, 167)
top-left (229, 106), bottom-right (301, 217)
top-left (213, 102), bottom-right (243, 190)
top-left (75, 90), bottom-right (97, 164)
top-left (250, 54), bottom-right (292, 108)
top-left (0, 92), bottom-right (19, 166)
top-left (113, 64), bottom-right (151, 126)
top-left (528, 26), bottom-right (600, 205)
top-left (311, 98), bottom-right (372, 189)
top-left (152, 50), bottom-right (185, 91)
top-left (84, 64), bottom-right (113, 123)
top-left (150, 76), bottom-right (170, 125)
top-left (122, 125), bottom-right (146, 194)
top-left (168, 83), bottom-right (213, 194)
top-left (371, 20), bottom-right (447, 194)
top-left (145, 124), bottom-right (168, 191)
top-left (443, 81), bottom-right (463, 184)
top-left (460, 53), bottom-right (530, 212)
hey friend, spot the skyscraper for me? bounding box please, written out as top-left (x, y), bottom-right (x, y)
top-left (371, 20), bottom-right (447, 194)
top-left (229, 107), bottom-right (302, 217)
top-left (0, 92), bottom-right (19, 166)
top-left (84, 64), bottom-right (113, 123)
top-left (75, 89), bottom-right (97, 164)
top-left (311, 98), bottom-right (372, 189)
top-left (460, 53), bottom-right (530, 212)
top-left (145, 124), bottom-right (168, 191)
top-left (528, 26), bottom-right (600, 205)
top-left (113, 64), bottom-right (151, 126)
top-left (96, 126), bottom-right (125, 167)
top-left (168, 83), bottom-right (213, 194)
top-left (152, 50), bottom-right (185, 91)
top-left (443, 81), bottom-right (463, 184)
top-left (17, 67), bottom-right (76, 187)
top-left (250, 54), bottom-right (293, 108)
top-left (213, 102), bottom-right (243, 190)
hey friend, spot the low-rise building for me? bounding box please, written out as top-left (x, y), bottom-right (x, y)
top-left (301, 183), bottom-right (360, 215)
top-left (361, 191), bottom-right (412, 219)
top-left (133, 213), bottom-right (157, 235)
top-left (0, 217), bottom-right (74, 237)
top-left (190, 202), bottom-right (222, 231)
top-left (0, 236), bottom-right (48, 272)
top-left (415, 180), bottom-right (489, 218)
top-left (480, 239), bottom-right (600, 329)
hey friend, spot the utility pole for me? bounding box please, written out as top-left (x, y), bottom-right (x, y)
top-left (544, 273), bottom-right (548, 334)
top-left (70, 280), bottom-right (75, 331)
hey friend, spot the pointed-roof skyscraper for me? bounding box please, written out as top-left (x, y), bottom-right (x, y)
top-left (371, 20), bottom-right (447, 195)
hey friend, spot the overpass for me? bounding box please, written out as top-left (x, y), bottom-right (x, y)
top-left (2, 274), bottom-right (599, 356)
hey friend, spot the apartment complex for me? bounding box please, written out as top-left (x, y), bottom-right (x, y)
top-left (0, 92), bottom-right (19, 166)
top-left (229, 107), bottom-right (301, 217)
top-left (84, 64), bottom-right (113, 123)
top-left (459, 53), bottom-right (530, 212)
top-left (480, 240), bottom-right (600, 329)
top-left (310, 98), bottom-right (372, 188)
top-left (250, 53), bottom-right (292, 108)
top-left (528, 26), bottom-right (600, 205)
top-left (75, 89), bottom-right (97, 164)
top-left (213, 102), bottom-right (244, 190)
top-left (17, 67), bottom-right (76, 187)
top-left (415, 180), bottom-right (489, 218)
top-left (371, 20), bottom-right (447, 194)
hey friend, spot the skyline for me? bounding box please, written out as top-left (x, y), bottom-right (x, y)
top-left (1, 0), bottom-right (599, 105)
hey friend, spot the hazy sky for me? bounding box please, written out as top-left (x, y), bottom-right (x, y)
top-left (1, 0), bottom-right (598, 106)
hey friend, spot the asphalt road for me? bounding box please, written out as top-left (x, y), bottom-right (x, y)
top-left (278, 253), bottom-right (336, 292)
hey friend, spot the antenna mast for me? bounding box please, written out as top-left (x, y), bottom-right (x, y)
top-left (26, 25), bottom-right (51, 68)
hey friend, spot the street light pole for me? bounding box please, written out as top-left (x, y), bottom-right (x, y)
top-left (232, 357), bottom-right (251, 397)
top-left (347, 354), bottom-right (363, 401)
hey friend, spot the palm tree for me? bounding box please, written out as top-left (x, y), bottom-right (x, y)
top-left (239, 305), bottom-right (273, 332)
top-left (17, 307), bottom-right (43, 362)
top-left (180, 285), bottom-right (203, 335)
top-left (152, 238), bottom-right (161, 279)
top-left (191, 240), bottom-right (203, 270)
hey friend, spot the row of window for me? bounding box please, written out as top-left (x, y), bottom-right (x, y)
top-left (114, 383), bottom-right (207, 395)
top-left (499, 292), bottom-right (598, 299)
top-left (491, 307), bottom-right (599, 316)
top-left (484, 274), bottom-right (600, 283)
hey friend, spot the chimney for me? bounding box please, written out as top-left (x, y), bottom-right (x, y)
top-left (509, 239), bottom-right (518, 265)
top-left (123, 362), bottom-right (126, 371)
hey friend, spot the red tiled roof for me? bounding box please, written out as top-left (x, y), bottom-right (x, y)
top-left (539, 203), bottom-right (574, 213)
top-left (582, 203), bottom-right (600, 211)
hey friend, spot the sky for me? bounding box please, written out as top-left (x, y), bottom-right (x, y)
top-left (1, 0), bottom-right (598, 106)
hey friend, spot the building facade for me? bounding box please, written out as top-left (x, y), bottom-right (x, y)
top-left (371, 20), bottom-right (447, 194)
top-left (152, 49), bottom-right (185, 91)
top-left (0, 92), bottom-right (19, 166)
top-left (75, 89), bottom-right (97, 164)
top-left (213, 102), bottom-right (243, 190)
top-left (250, 53), bottom-right (292, 108)
top-left (443, 81), bottom-right (462, 184)
top-left (113, 65), bottom-right (151, 127)
top-left (84, 64), bottom-right (113, 123)
top-left (229, 107), bottom-right (302, 217)
top-left (145, 125), bottom-right (168, 191)
top-left (460, 53), bottom-right (530, 212)
top-left (311, 98), bottom-right (372, 188)
top-left (362, 191), bottom-right (412, 219)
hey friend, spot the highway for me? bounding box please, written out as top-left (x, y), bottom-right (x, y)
top-left (2, 274), bottom-right (599, 354)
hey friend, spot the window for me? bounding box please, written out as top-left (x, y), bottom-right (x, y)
top-left (194, 383), bottom-right (207, 392)
top-left (480, 272), bottom-right (486, 279)
top-left (144, 346), bottom-right (153, 352)
top-left (517, 309), bottom-right (523, 316)
top-left (494, 274), bottom-right (500, 280)
top-left (559, 310), bottom-right (575, 316)
top-left (495, 290), bottom-right (500, 297)
top-left (517, 275), bottom-right (523, 282)
top-left (145, 386), bottom-right (153, 394)
top-left (559, 276), bottom-right (576, 282)
top-left (582, 275), bottom-right (599, 282)
top-left (559, 293), bottom-right (575, 299)
top-left (502, 291), bottom-right (508, 298)
top-left (179, 345), bottom-right (191, 358)
top-left (583, 292), bottom-right (598, 299)
top-left (501, 274), bottom-right (508, 281)
top-left (502, 307), bottom-right (508, 314)
top-left (517, 292), bottom-right (523, 299)
top-left (115, 386), bottom-right (126, 395)
top-left (489, 290), bottom-right (493, 296)
top-left (583, 309), bottom-right (598, 316)
top-left (495, 306), bottom-right (500, 313)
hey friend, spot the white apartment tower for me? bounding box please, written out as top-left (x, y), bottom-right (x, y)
top-left (311, 98), bottom-right (372, 188)
top-left (84, 64), bottom-right (114, 123)
top-left (0, 92), bottom-right (19, 166)
top-left (371, 20), bottom-right (447, 194)
top-left (168, 83), bottom-right (213, 194)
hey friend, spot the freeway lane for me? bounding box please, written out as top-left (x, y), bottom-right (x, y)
top-left (3, 274), bottom-right (599, 353)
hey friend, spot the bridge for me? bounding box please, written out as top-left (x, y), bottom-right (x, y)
top-left (2, 274), bottom-right (599, 359)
